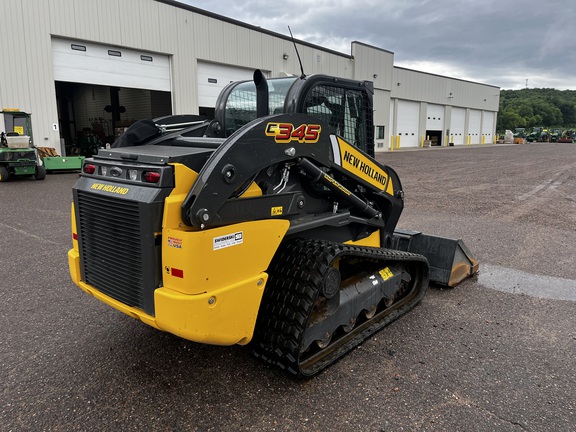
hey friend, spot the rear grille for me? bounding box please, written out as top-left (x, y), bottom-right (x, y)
top-left (77, 191), bottom-right (148, 311)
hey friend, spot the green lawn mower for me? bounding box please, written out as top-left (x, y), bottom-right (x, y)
top-left (0, 110), bottom-right (46, 183)
top-left (0, 134), bottom-right (46, 181)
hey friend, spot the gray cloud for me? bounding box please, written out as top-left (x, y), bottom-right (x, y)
top-left (179, 0), bottom-right (576, 89)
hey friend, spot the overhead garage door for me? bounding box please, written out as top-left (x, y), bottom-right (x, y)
top-left (450, 107), bottom-right (465, 145)
top-left (396, 100), bottom-right (420, 148)
top-left (388, 100), bottom-right (394, 149)
top-left (482, 111), bottom-right (495, 144)
top-left (468, 110), bottom-right (482, 144)
top-left (52, 38), bottom-right (171, 91)
top-left (197, 62), bottom-right (262, 108)
top-left (426, 104), bottom-right (444, 130)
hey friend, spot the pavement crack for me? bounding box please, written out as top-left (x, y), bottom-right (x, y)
top-left (482, 407), bottom-right (529, 431)
top-left (0, 221), bottom-right (61, 246)
top-left (423, 395), bottom-right (529, 431)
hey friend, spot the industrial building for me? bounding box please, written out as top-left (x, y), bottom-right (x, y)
top-left (0, 0), bottom-right (499, 156)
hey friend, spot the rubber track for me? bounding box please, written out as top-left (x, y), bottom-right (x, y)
top-left (250, 237), bottom-right (429, 377)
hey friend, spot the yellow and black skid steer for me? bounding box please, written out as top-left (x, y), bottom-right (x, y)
top-left (68, 70), bottom-right (478, 377)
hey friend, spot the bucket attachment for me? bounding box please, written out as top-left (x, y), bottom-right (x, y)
top-left (393, 229), bottom-right (479, 287)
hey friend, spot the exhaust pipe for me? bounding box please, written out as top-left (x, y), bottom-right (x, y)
top-left (254, 69), bottom-right (269, 118)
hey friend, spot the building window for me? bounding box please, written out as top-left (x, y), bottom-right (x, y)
top-left (376, 126), bottom-right (385, 139)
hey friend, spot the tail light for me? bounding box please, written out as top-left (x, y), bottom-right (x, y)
top-left (84, 164), bottom-right (96, 174)
top-left (143, 171), bottom-right (161, 183)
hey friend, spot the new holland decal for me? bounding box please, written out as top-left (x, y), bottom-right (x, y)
top-left (330, 135), bottom-right (392, 193)
top-left (342, 151), bottom-right (388, 187)
top-left (265, 122), bottom-right (321, 144)
top-left (90, 182), bottom-right (129, 195)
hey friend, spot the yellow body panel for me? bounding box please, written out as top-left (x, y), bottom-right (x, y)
top-left (69, 169), bottom-right (290, 345)
top-left (162, 163), bottom-right (198, 230)
top-left (162, 163), bottom-right (262, 230)
top-left (154, 274), bottom-right (267, 345)
top-left (344, 230), bottom-right (381, 248)
top-left (68, 248), bottom-right (268, 344)
top-left (238, 181), bottom-right (263, 198)
top-left (162, 220), bottom-right (289, 295)
top-left (70, 203), bottom-right (79, 249)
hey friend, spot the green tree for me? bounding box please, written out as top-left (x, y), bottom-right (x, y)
top-left (497, 88), bottom-right (576, 132)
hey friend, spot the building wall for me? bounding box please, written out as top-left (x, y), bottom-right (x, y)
top-left (351, 42), bottom-right (394, 150)
top-left (0, 0), bottom-right (57, 149)
top-left (392, 67), bottom-right (500, 111)
top-left (0, 0), bottom-right (499, 153)
top-left (391, 67), bottom-right (500, 147)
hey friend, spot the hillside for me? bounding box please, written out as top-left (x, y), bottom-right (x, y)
top-left (497, 88), bottom-right (576, 132)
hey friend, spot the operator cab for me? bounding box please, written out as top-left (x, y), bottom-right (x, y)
top-left (214, 72), bottom-right (374, 156)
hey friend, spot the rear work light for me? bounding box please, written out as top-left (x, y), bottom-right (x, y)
top-left (142, 171), bottom-right (161, 183)
top-left (84, 164), bottom-right (96, 174)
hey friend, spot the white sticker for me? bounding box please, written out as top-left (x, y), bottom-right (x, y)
top-left (213, 231), bottom-right (243, 250)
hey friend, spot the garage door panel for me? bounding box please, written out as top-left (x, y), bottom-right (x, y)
top-left (426, 104), bottom-right (444, 130)
top-left (482, 112), bottom-right (495, 143)
top-left (197, 62), bottom-right (259, 108)
top-left (468, 110), bottom-right (481, 144)
top-left (52, 38), bottom-right (171, 91)
top-left (397, 100), bottom-right (419, 148)
top-left (450, 107), bottom-right (465, 145)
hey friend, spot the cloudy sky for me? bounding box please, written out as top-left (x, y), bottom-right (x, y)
top-left (177, 0), bottom-right (575, 90)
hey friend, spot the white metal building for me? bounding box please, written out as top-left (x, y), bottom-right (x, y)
top-left (0, 0), bottom-right (499, 155)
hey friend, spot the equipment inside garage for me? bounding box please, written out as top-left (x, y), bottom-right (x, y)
top-left (55, 82), bottom-right (172, 155)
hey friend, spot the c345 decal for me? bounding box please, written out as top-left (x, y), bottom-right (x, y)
top-left (265, 122), bottom-right (321, 144)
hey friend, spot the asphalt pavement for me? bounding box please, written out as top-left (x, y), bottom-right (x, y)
top-left (1, 142), bottom-right (575, 431)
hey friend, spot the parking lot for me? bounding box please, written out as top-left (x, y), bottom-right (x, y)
top-left (1, 142), bottom-right (575, 431)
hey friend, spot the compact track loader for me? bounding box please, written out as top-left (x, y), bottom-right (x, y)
top-left (68, 71), bottom-right (478, 377)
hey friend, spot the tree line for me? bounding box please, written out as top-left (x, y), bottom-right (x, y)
top-left (496, 88), bottom-right (576, 132)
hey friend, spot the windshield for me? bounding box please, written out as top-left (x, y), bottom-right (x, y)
top-left (224, 77), bottom-right (298, 136)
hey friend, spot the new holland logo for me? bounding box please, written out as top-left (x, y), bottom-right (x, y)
top-left (331, 135), bottom-right (391, 194)
top-left (342, 151), bottom-right (388, 188)
top-left (90, 182), bottom-right (129, 195)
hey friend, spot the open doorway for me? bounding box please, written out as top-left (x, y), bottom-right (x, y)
top-left (425, 130), bottom-right (442, 146)
top-left (55, 82), bottom-right (172, 155)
